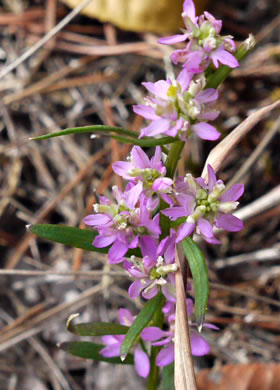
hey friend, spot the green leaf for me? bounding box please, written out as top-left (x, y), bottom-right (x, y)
top-left (29, 224), bottom-right (141, 256)
top-left (60, 341), bottom-right (134, 364)
top-left (68, 321), bottom-right (129, 336)
top-left (111, 135), bottom-right (177, 147)
top-left (30, 125), bottom-right (177, 147)
top-left (162, 363), bottom-right (174, 390)
top-left (30, 124), bottom-right (177, 147)
top-left (30, 125), bottom-right (139, 140)
top-left (181, 237), bottom-right (209, 327)
top-left (29, 224), bottom-right (107, 253)
top-left (120, 293), bottom-right (164, 360)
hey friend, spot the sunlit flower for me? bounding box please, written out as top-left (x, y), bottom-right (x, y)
top-left (100, 309), bottom-right (150, 378)
top-left (158, 0), bottom-right (239, 72)
top-left (133, 71), bottom-right (220, 141)
top-left (162, 165), bottom-right (244, 244)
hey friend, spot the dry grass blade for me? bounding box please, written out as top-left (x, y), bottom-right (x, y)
top-left (197, 363), bottom-right (280, 390)
top-left (174, 246), bottom-right (197, 390)
top-left (201, 100), bottom-right (280, 179)
top-left (0, 0), bottom-right (93, 79)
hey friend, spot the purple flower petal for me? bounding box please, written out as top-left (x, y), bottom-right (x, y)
top-left (192, 122), bottom-right (221, 141)
top-left (152, 177), bottom-right (173, 192)
top-left (93, 234), bottom-right (116, 248)
top-left (142, 285), bottom-right (159, 300)
top-left (196, 88), bottom-right (218, 104)
top-left (156, 344), bottom-right (174, 367)
top-left (99, 342), bottom-right (121, 358)
top-left (215, 214), bottom-right (243, 232)
top-left (112, 161), bottom-right (133, 179)
top-left (118, 308), bottom-right (134, 326)
top-left (131, 146), bottom-right (150, 169)
top-left (124, 182), bottom-right (143, 209)
top-left (142, 80), bottom-right (171, 99)
top-left (151, 146), bottom-right (163, 170)
top-left (183, 0), bottom-right (196, 23)
top-left (177, 68), bottom-right (192, 92)
top-left (133, 104), bottom-right (159, 120)
top-left (176, 221), bottom-right (195, 243)
top-left (134, 347), bottom-right (150, 378)
top-left (140, 118), bottom-right (171, 138)
top-left (204, 236), bottom-right (221, 245)
top-left (207, 164), bottom-right (217, 190)
top-left (190, 332), bottom-right (210, 356)
top-left (128, 280), bottom-right (145, 299)
top-left (83, 213), bottom-right (111, 226)
top-left (102, 335), bottom-right (123, 345)
top-left (161, 207), bottom-right (187, 220)
top-left (140, 236), bottom-right (157, 259)
top-left (176, 193), bottom-right (196, 215)
top-left (204, 11), bottom-right (222, 33)
top-left (108, 240), bottom-right (128, 263)
top-left (197, 217), bottom-right (214, 238)
top-left (141, 327), bottom-right (168, 341)
top-left (204, 323), bottom-right (219, 330)
top-left (210, 46), bottom-right (239, 69)
top-left (220, 184), bottom-right (244, 202)
top-left (182, 50), bottom-right (206, 73)
top-left (197, 109), bottom-right (220, 121)
top-left (158, 34), bottom-right (188, 45)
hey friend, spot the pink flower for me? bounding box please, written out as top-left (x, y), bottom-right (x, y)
top-left (158, 0), bottom-right (239, 72)
top-left (112, 146), bottom-right (173, 202)
top-left (84, 183), bottom-right (160, 263)
top-left (124, 233), bottom-right (177, 301)
top-left (141, 299), bottom-right (218, 367)
top-left (133, 70), bottom-right (220, 141)
top-left (162, 165), bottom-right (244, 244)
top-left (100, 309), bottom-right (150, 378)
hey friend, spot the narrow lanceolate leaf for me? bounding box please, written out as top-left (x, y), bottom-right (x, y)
top-left (30, 124), bottom-right (177, 147)
top-left (111, 135), bottom-right (177, 147)
top-left (29, 224), bottom-right (141, 257)
top-left (181, 237), bottom-right (209, 326)
top-left (60, 341), bottom-right (134, 364)
top-left (120, 293), bottom-right (164, 361)
top-left (28, 224), bottom-right (107, 253)
top-left (30, 125), bottom-right (139, 140)
top-left (162, 363), bottom-right (175, 390)
top-left (68, 320), bottom-right (129, 336)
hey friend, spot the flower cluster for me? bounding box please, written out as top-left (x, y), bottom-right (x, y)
top-left (100, 300), bottom-right (218, 377)
top-left (133, 0), bottom-right (238, 141)
top-left (83, 0), bottom-right (243, 379)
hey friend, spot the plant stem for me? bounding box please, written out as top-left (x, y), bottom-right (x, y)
top-left (165, 140), bottom-right (185, 178)
top-left (147, 346), bottom-right (160, 390)
top-left (147, 294), bottom-right (164, 390)
top-left (159, 140), bottom-right (185, 238)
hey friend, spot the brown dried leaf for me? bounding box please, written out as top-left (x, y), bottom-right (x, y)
top-left (197, 363), bottom-right (280, 390)
top-left (60, 0), bottom-right (208, 34)
top-left (174, 246), bottom-right (197, 390)
top-left (201, 100), bottom-right (280, 180)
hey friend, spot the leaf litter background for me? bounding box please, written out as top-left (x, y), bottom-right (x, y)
top-left (0, 0), bottom-right (280, 389)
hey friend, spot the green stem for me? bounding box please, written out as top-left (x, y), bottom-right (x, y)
top-left (147, 346), bottom-right (160, 390)
top-left (147, 296), bottom-right (164, 390)
top-left (159, 140), bottom-right (185, 238)
top-left (165, 140), bottom-right (185, 178)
